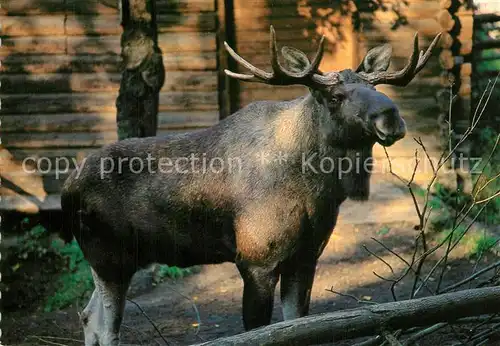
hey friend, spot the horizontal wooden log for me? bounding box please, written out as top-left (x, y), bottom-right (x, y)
top-left (1, 71), bottom-right (218, 94)
top-left (359, 16), bottom-right (442, 37)
top-left (67, 32), bottom-right (216, 55)
top-left (359, 20), bottom-right (442, 41)
top-left (234, 0), bottom-right (345, 7)
top-left (0, 194), bottom-right (62, 212)
top-left (1, 53), bottom-right (217, 74)
top-left (1, 32), bottom-right (216, 56)
top-left (235, 15), bottom-right (346, 32)
top-left (156, 0), bottom-right (216, 13)
top-left (0, 0), bottom-right (65, 15)
top-left (195, 287), bottom-right (500, 346)
top-left (0, 0), bottom-right (215, 15)
top-left (0, 91), bottom-right (219, 114)
top-left (236, 29), bottom-right (310, 43)
top-left (475, 13), bottom-right (500, 24)
top-left (0, 37), bottom-right (67, 56)
top-left (234, 6), bottom-right (301, 19)
top-left (7, 148), bottom-right (92, 171)
top-left (365, 2), bottom-right (442, 22)
top-left (1, 13), bottom-right (217, 36)
top-left (0, 16), bottom-right (66, 36)
top-left (1, 111), bottom-right (219, 133)
top-left (474, 39), bottom-right (500, 50)
top-left (2, 129), bottom-right (200, 149)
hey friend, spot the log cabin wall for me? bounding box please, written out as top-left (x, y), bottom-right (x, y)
top-left (472, 0), bottom-right (500, 132)
top-left (0, 0), bottom-right (220, 212)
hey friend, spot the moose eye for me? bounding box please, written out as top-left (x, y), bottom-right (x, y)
top-left (328, 92), bottom-right (346, 108)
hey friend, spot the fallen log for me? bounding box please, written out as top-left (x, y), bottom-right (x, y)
top-left (194, 287), bottom-right (500, 346)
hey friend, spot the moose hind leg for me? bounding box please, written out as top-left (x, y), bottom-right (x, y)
top-left (89, 267), bottom-right (132, 346)
top-left (237, 262), bottom-right (279, 330)
top-left (280, 254), bottom-right (318, 320)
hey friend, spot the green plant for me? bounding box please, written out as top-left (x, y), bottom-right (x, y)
top-left (470, 234), bottom-right (499, 259)
top-left (153, 264), bottom-right (194, 283)
top-left (376, 226), bottom-right (390, 236)
top-left (44, 239), bottom-right (94, 312)
top-left (430, 127), bottom-right (500, 230)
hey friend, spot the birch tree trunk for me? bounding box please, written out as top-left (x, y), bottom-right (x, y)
top-left (116, 0), bottom-right (165, 139)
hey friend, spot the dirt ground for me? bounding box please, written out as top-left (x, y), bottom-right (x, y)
top-left (4, 220), bottom-right (500, 346)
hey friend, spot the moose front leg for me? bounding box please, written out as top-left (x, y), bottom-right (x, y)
top-left (237, 261), bottom-right (280, 330)
top-left (81, 267), bottom-right (132, 346)
top-left (279, 252), bottom-right (318, 320)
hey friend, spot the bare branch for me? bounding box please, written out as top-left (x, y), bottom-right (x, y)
top-left (363, 244), bottom-right (395, 274)
top-left (326, 287), bottom-right (378, 305)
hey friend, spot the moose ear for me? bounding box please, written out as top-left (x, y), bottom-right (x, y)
top-left (281, 46), bottom-right (311, 73)
top-left (356, 44), bottom-right (393, 73)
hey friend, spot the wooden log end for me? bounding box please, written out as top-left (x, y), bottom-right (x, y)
top-left (439, 0), bottom-right (452, 9)
top-left (459, 40), bottom-right (473, 55)
top-left (440, 71), bottom-right (455, 87)
top-left (460, 63), bottom-right (472, 77)
top-left (439, 49), bottom-right (454, 70)
top-left (440, 32), bottom-right (454, 49)
top-left (437, 10), bottom-right (455, 31)
top-left (458, 82), bottom-right (471, 97)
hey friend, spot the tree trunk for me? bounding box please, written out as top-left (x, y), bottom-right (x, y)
top-left (194, 287), bottom-right (500, 346)
top-left (116, 0), bottom-right (165, 139)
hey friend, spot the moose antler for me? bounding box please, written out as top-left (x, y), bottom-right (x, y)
top-left (223, 25), bottom-right (340, 89)
top-left (357, 32), bottom-right (442, 87)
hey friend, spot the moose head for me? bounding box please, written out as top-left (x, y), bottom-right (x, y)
top-left (224, 26), bottom-right (442, 149)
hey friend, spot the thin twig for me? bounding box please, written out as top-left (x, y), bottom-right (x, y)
top-left (326, 287), bottom-right (378, 305)
top-left (163, 283), bottom-right (203, 337)
top-left (414, 137), bottom-right (436, 174)
top-left (370, 237), bottom-right (433, 295)
top-left (382, 329), bottom-right (403, 346)
top-left (363, 244), bottom-right (395, 274)
top-left (440, 260), bottom-right (500, 293)
top-left (353, 335), bottom-right (383, 346)
top-left (403, 322), bottom-right (448, 346)
top-left (127, 298), bottom-right (170, 346)
top-left (467, 313), bottom-right (499, 338)
top-left (122, 324), bottom-right (156, 346)
top-left (29, 337), bottom-right (69, 346)
top-left (28, 336), bottom-right (82, 343)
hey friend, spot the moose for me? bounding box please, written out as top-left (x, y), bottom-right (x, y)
top-left (57, 26), bottom-right (441, 345)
